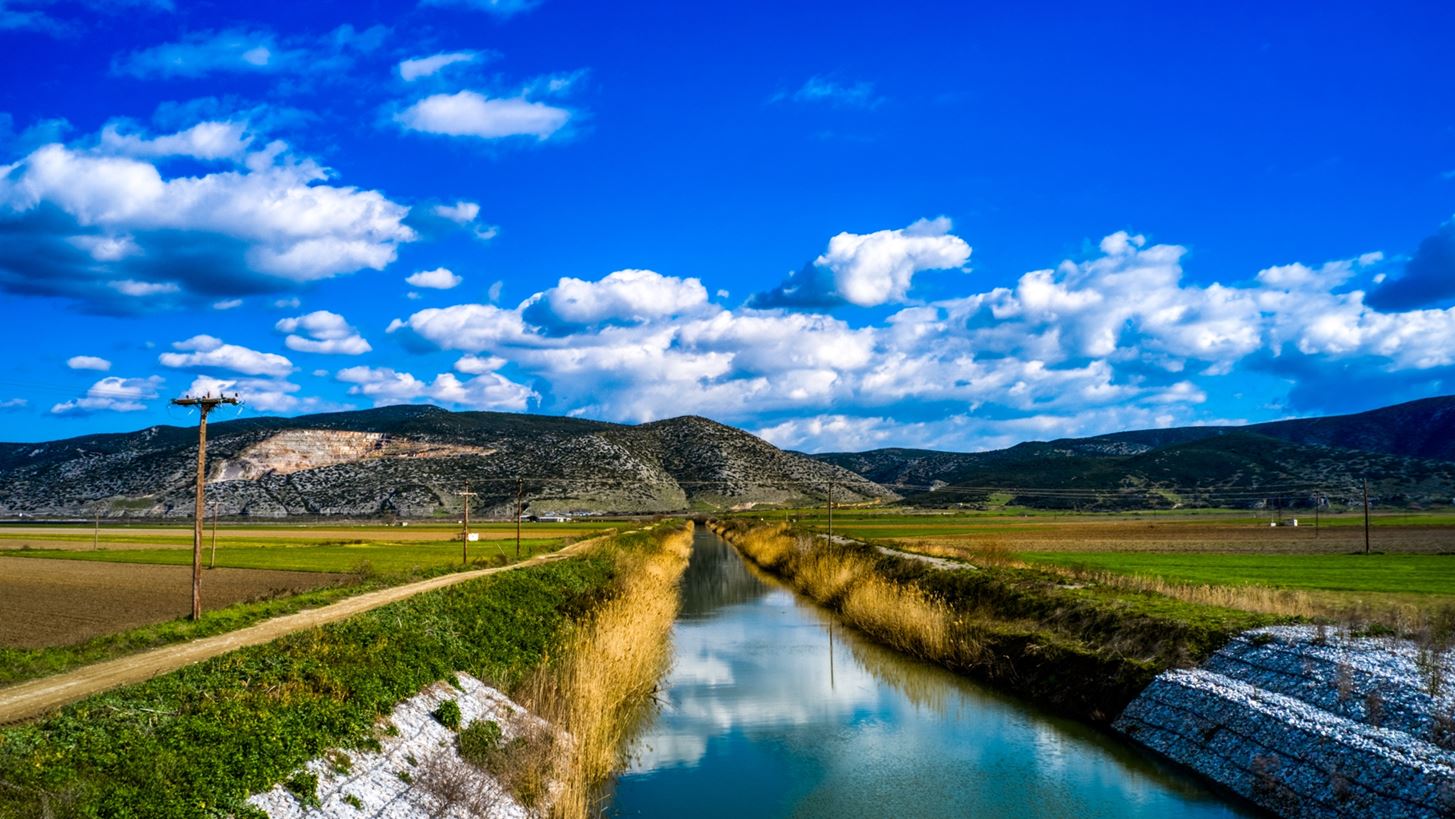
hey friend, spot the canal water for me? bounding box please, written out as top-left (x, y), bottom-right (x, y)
top-left (605, 527), bottom-right (1248, 818)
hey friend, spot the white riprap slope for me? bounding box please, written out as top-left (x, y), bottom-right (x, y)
top-left (250, 674), bottom-right (544, 819)
top-left (1116, 626), bottom-right (1455, 818)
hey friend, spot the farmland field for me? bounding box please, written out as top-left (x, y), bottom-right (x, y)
top-left (0, 520), bottom-right (619, 551)
top-left (766, 508), bottom-right (1455, 553)
top-left (1016, 552), bottom-right (1455, 597)
top-left (0, 520), bottom-right (610, 573)
top-left (759, 507), bottom-right (1455, 604)
top-left (0, 558), bottom-right (346, 649)
top-left (0, 520), bottom-right (613, 658)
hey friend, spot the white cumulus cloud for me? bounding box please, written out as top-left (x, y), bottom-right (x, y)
top-left (754, 217), bottom-right (971, 307)
top-left (0, 131), bottom-right (415, 306)
top-left (336, 365), bottom-right (536, 410)
top-left (51, 375), bottom-right (164, 415)
top-left (388, 303), bottom-right (530, 352)
top-left (66, 355), bottom-right (112, 371)
top-left (524, 269), bottom-right (709, 328)
top-left (816, 217), bottom-right (971, 306)
top-left (112, 25), bottom-right (388, 79)
top-left (406, 267), bottom-right (463, 289)
top-left (99, 120), bottom-right (253, 162)
top-left (158, 335), bottom-right (294, 376)
top-left (398, 51), bottom-right (481, 81)
top-left (395, 91), bottom-right (570, 140)
top-left (185, 374), bottom-right (333, 413)
top-left (275, 310), bottom-right (372, 355)
top-left (432, 201), bottom-right (480, 223)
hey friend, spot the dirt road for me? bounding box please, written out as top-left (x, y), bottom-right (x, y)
top-left (0, 532), bottom-right (618, 724)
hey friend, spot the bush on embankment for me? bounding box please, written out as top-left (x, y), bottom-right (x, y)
top-left (0, 524), bottom-right (691, 819)
top-left (713, 519), bottom-right (1276, 722)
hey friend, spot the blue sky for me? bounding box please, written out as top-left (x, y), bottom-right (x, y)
top-left (1, 0), bottom-right (1453, 451)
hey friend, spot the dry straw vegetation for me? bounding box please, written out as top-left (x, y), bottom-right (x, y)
top-left (513, 522), bottom-right (694, 818)
top-left (713, 519), bottom-right (1273, 721)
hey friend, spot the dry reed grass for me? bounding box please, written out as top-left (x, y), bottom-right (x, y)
top-left (897, 538), bottom-right (1016, 567)
top-left (796, 548), bottom-right (875, 604)
top-left (839, 573), bottom-right (953, 660)
top-left (518, 522), bottom-right (694, 818)
top-left (718, 520), bottom-right (984, 668)
top-left (722, 521), bottom-right (797, 569)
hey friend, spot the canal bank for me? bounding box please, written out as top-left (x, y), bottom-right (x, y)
top-left (606, 526), bottom-right (1249, 817)
top-left (707, 519), bottom-right (1455, 819)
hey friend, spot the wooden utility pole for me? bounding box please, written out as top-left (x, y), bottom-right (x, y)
top-left (1314, 493), bottom-right (1320, 539)
top-left (209, 503), bottom-right (219, 569)
top-left (93, 510), bottom-right (99, 551)
top-left (515, 478), bottom-right (523, 559)
top-left (171, 392), bottom-right (240, 620)
top-left (458, 484), bottom-right (476, 566)
top-left (1363, 478), bottom-right (1371, 555)
top-left (827, 495), bottom-right (834, 545)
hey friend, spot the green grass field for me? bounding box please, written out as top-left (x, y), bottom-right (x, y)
top-left (754, 507), bottom-right (1455, 539)
top-left (0, 520), bottom-right (618, 546)
top-left (0, 536), bottom-right (579, 574)
top-left (1017, 552), bottom-right (1455, 597)
top-left (742, 507), bottom-right (1455, 605)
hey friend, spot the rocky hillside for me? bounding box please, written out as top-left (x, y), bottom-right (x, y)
top-left (814, 396), bottom-right (1455, 510)
top-left (0, 406), bottom-right (893, 519)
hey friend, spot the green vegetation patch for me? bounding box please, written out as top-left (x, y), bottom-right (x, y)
top-left (1018, 551), bottom-right (1455, 597)
top-left (0, 538), bottom-right (569, 574)
top-left (0, 552), bottom-right (619, 818)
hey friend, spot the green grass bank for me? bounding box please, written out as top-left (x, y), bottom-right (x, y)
top-left (0, 524), bottom-right (687, 818)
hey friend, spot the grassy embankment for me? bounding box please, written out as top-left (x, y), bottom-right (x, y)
top-left (0, 529), bottom-right (612, 687)
top-left (783, 508), bottom-right (1455, 624)
top-left (712, 519), bottom-right (1273, 722)
top-left (0, 522), bottom-right (691, 818)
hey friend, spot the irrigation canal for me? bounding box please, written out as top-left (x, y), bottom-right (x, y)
top-left (604, 526), bottom-right (1249, 817)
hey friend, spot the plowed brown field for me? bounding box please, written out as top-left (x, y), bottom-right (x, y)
top-left (0, 559), bottom-right (346, 649)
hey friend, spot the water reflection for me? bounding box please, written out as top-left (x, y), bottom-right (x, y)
top-left (607, 529), bottom-right (1247, 818)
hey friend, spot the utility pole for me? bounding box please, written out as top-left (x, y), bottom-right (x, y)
top-left (1363, 478), bottom-right (1371, 555)
top-left (826, 494), bottom-right (834, 545)
top-left (93, 510), bottom-right (99, 551)
top-left (209, 503), bottom-right (219, 569)
top-left (458, 484), bottom-right (476, 566)
top-left (1314, 493), bottom-right (1320, 540)
top-left (515, 478), bottom-right (523, 559)
top-left (171, 392), bottom-right (240, 620)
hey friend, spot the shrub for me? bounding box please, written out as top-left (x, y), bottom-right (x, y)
top-left (457, 719), bottom-right (504, 766)
top-left (284, 771), bottom-right (319, 808)
top-left (433, 699), bottom-right (462, 731)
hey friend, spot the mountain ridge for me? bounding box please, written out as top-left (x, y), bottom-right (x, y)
top-left (0, 406), bottom-right (892, 518)
top-left (811, 396), bottom-right (1455, 509)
